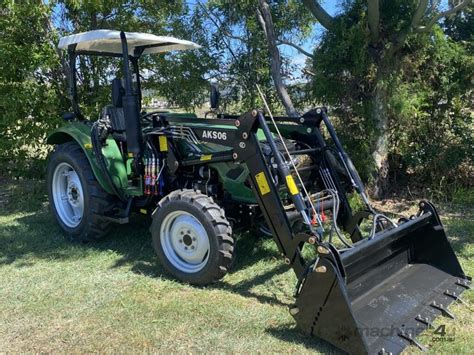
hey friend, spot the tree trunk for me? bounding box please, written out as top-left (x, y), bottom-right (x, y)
top-left (371, 76), bottom-right (390, 199)
top-left (257, 0), bottom-right (299, 117)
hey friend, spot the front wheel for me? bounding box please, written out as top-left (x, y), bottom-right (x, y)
top-left (151, 189), bottom-right (234, 285)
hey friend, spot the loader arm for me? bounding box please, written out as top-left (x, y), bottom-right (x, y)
top-left (157, 108), bottom-right (470, 354)
top-left (159, 109), bottom-right (314, 277)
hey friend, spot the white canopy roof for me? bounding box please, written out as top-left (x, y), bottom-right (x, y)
top-left (58, 30), bottom-right (201, 56)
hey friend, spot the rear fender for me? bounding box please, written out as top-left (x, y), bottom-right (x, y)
top-left (47, 122), bottom-right (129, 196)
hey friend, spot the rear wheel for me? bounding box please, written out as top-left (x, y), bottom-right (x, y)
top-left (47, 142), bottom-right (117, 242)
top-left (151, 189), bottom-right (234, 285)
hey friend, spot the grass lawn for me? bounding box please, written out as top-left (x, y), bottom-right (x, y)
top-left (0, 179), bottom-right (472, 353)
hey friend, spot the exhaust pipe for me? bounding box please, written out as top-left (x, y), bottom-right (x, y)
top-left (120, 31), bottom-right (143, 174)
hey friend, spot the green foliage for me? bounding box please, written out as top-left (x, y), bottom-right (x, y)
top-left (452, 187), bottom-right (474, 206)
top-left (389, 27), bottom-right (473, 190)
top-left (308, 1), bottom-right (473, 193)
top-left (0, 1), bottom-right (66, 177)
top-left (203, 0), bottom-right (279, 113)
top-left (444, 5), bottom-right (474, 45)
top-left (0, 0), bottom-right (471, 198)
top-left (204, 0), bottom-right (315, 114)
top-left (309, 2), bottom-right (376, 181)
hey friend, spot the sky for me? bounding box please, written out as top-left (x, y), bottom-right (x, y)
top-left (51, 0), bottom-right (450, 83)
top-left (280, 1), bottom-right (340, 81)
top-left (284, 0), bottom-right (450, 78)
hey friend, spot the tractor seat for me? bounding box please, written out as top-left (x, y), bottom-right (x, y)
top-left (102, 78), bottom-right (126, 139)
top-left (103, 105), bottom-right (125, 133)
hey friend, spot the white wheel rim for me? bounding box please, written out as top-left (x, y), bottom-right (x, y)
top-left (160, 211), bottom-right (210, 273)
top-left (52, 162), bottom-right (84, 228)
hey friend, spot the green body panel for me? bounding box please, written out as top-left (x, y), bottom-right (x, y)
top-left (163, 112), bottom-right (198, 118)
top-left (173, 137), bottom-right (255, 203)
top-left (171, 122), bottom-right (286, 205)
top-left (210, 125), bottom-right (307, 203)
top-left (212, 162), bottom-right (255, 203)
top-left (275, 124), bottom-right (314, 137)
top-left (47, 118), bottom-right (308, 203)
top-left (46, 122), bottom-right (138, 196)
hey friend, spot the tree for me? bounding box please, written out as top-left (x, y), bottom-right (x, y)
top-left (199, 1), bottom-right (278, 113)
top-left (0, 1), bottom-right (65, 176)
top-left (54, 0), bottom-right (214, 113)
top-left (256, 0), bottom-right (298, 117)
top-left (203, 0), bottom-right (314, 115)
top-left (0, 0), bottom-right (215, 176)
top-left (303, 0), bottom-right (472, 197)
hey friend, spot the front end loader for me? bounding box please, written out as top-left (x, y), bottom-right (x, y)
top-left (46, 30), bottom-right (470, 354)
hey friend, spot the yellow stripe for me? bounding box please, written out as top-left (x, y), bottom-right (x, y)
top-left (255, 172), bottom-right (270, 196)
top-left (286, 175), bottom-right (299, 195)
top-left (159, 135), bottom-right (168, 152)
top-left (200, 154), bottom-right (212, 161)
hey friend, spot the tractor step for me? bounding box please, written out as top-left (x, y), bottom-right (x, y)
top-left (102, 198), bottom-right (133, 224)
top-left (102, 215), bottom-right (129, 224)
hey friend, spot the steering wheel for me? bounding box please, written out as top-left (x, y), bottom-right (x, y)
top-left (141, 111), bottom-right (160, 123)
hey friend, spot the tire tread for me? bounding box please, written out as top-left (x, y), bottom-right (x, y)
top-left (152, 189), bottom-right (234, 285)
top-left (48, 142), bottom-right (118, 242)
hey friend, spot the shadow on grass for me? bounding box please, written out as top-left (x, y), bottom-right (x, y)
top-left (266, 325), bottom-right (344, 354)
top-left (0, 209), bottom-right (153, 266)
top-left (213, 263), bottom-right (290, 306)
top-left (2, 181), bottom-right (471, 354)
top-left (0, 205), bottom-right (290, 299)
top-left (0, 178), bottom-right (47, 216)
top-left (121, 227), bottom-right (292, 307)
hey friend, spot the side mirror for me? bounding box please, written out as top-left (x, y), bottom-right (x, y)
top-left (210, 84), bottom-right (220, 110)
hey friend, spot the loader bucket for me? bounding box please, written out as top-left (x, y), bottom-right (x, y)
top-left (292, 202), bottom-right (470, 354)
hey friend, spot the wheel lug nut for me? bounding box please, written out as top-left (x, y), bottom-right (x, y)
top-left (191, 246), bottom-right (195, 249)
top-left (180, 231), bottom-right (184, 235)
top-left (192, 237), bottom-right (196, 241)
top-left (179, 239), bottom-right (182, 243)
top-left (187, 230), bottom-right (191, 234)
top-left (184, 246), bottom-right (188, 250)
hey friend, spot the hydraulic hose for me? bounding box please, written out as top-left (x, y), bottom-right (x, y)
top-left (256, 111), bottom-right (312, 226)
top-left (320, 110), bottom-right (373, 212)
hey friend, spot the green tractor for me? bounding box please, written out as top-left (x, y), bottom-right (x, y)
top-left (47, 30), bottom-right (470, 354)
